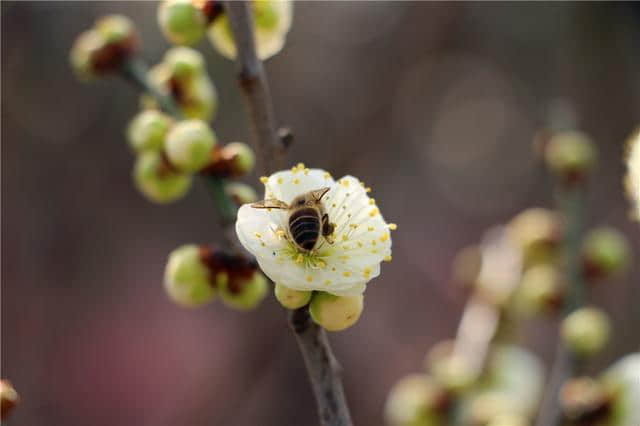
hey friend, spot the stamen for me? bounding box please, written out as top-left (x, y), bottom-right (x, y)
top-left (388, 223), bottom-right (398, 230)
top-left (277, 177), bottom-right (283, 184)
top-left (384, 255), bottom-right (392, 262)
top-left (343, 271), bottom-right (351, 277)
top-left (260, 176), bottom-right (268, 183)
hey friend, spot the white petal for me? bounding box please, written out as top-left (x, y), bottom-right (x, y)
top-left (236, 204), bottom-right (288, 257)
top-left (263, 168), bottom-right (335, 204)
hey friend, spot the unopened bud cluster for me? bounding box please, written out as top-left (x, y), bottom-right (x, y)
top-left (543, 130), bottom-right (597, 184)
top-left (273, 284), bottom-right (363, 332)
top-left (164, 244), bottom-right (267, 310)
top-left (145, 47), bottom-right (218, 121)
top-left (157, 0), bottom-right (293, 61)
top-left (70, 15), bottom-right (137, 79)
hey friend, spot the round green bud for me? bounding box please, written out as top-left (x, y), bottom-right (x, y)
top-left (218, 271), bottom-right (268, 311)
top-left (94, 14), bottom-right (135, 44)
top-left (485, 414), bottom-right (529, 426)
top-left (133, 151), bottom-right (192, 203)
top-left (309, 292), bottom-right (364, 332)
top-left (274, 283), bottom-right (311, 309)
top-left (601, 353), bottom-right (640, 426)
top-left (430, 355), bottom-right (477, 394)
top-left (181, 74), bottom-right (218, 121)
top-left (384, 374), bottom-right (445, 426)
top-left (507, 208), bottom-right (563, 268)
top-left (165, 120), bottom-right (217, 172)
top-left (208, 0), bottom-right (292, 60)
top-left (164, 46), bottom-right (205, 80)
top-left (515, 264), bottom-right (563, 316)
top-left (582, 227), bottom-right (631, 281)
top-left (70, 30), bottom-right (107, 80)
top-left (545, 130), bottom-right (597, 181)
top-left (157, 0), bottom-right (207, 46)
top-left (560, 377), bottom-right (608, 422)
top-left (164, 244), bottom-right (216, 308)
top-left (468, 392), bottom-right (523, 426)
top-left (562, 307), bottom-right (611, 357)
top-left (0, 380), bottom-right (19, 420)
top-left (127, 110), bottom-right (172, 153)
top-left (225, 182), bottom-right (258, 206)
top-left (221, 142), bottom-right (255, 176)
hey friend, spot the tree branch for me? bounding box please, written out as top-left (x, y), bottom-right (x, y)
top-left (289, 308), bottom-right (353, 426)
top-left (225, 3), bottom-right (353, 425)
top-left (224, 1), bottom-right (283, 174)
top-left (534, 186), bottom-right (586, 426)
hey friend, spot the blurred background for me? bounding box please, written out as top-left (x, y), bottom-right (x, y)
top-left (2, 2), bottom-right (639, 425)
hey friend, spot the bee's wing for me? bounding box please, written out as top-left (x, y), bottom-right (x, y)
top-left (251, 199), bottom-right (289, 209)
top-left (310, 187), bottom-right (331, 201)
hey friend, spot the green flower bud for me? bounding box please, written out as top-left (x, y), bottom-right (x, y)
top-left (601, 353), bottom-right (640, 426)
top-left (430, 355), bottom-right (476, 394)
top-left (70, 15), bottom-right (137, 80)
top-left (0, 380), bottom-right (18, 421)
top-left (133, 151), bottom-right (192, 203)
top-left (158, 0), bottom-right (207, 46)
top-left (163, 46), bottom-right (205, 80)
top-left (164, 244), bottom-right (216, 308)
top-left (309, 292), bottom-right (363, 332)
top-left (218, 142), bottom-right (255, 177)
top-left (560, 377), bottom-right (609, 423)
top-left (507, 208), bottom-right (563, 269)
top-left (95, 14), bottom-right (135, 44)
top-left (562, 307), bottom-right (611, 357)
top-left (468, 392), bottom-right (524, 426)
top-left (384, 374), bottom-right (447, 426)
top-left (485, 414), bottom-right (529, 426)
top-left (218, 271), bottom-right (268, 311)
top-left (146, 52), bottom-right (218, 121)
top-left (127, 110), bottom-right (173, 153)
top-left (165, 119), bottom-right (217, 172)
top-left (208, 0), bottom-right (293, 60)
top-left (274, 283), bottom-right (311, 309)
top-left (225, 182), bottom-right (258, 206)
top-left (515, 264), bottom-right (564, 316)
top-left (582, 227), bottom-right (631, 282)
top-left (544, 130), bottom-right (597, 182)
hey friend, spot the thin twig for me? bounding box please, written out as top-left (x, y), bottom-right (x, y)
top-left (225, 3), bottom-right (353, 425)
top-left (289, 308), bottom-right (353, 426)
top-left (224, 0), bottom-right (283, 174)
top-left (535, 186), bottom-right (586, 426)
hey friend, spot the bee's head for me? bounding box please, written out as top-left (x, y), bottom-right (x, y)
top-left (291, 187), bottom-right (330, 208)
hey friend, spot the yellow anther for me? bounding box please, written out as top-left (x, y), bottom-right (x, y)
top-left (341, 179), bottom-right (350, 187)
top-left (331, 267), bottom-right (336, 272)
top-left (306, 275), bottom-right (313, 283)
top-left (324, 172), bottom-right (332, 180)
top-left (342, 244), bottom-right (350, 250)
top-left (293, 178), bottom-right (300, 184)
top-left (277, 177), bottom-right (283, 184)
top-left (296, 254), bottom-right (304, 264)
top-left (369, 198), bottom-right (375, 205)
top-left (363, 268), bottom-right (371, 278)
top-left (254, 232), bottom-right (262, 238)
top-left (297, 162), bottom-right (305, 170)
top-left (371, 240), bottom-right (377, 246)
top-left (260, 242), bottom-right (266, 247)
top-left (384, 255), bottom-right (392, 262)
top-left (324, 280), bottom-right (332, 286)
top-left (343, 271), bottom-right (352, 277)
top-left (388, 223), bottom-right (397, 230)
top-left (365, 187), bottom-right (372, 193)
top-left (316, 260), bottom-right (326, 268)
top-left (371, 249), bottom-right (379, 254)
top-left (369, 208), bottom-right (379, 217)
top-left (304, 168), bottom-right (310, 175)
top-left (368, 226), bottom-right (375, 232)
top-left (380, 233), bottom-right (389, 242)
top-left (332, 203), bottom-right (337, 208)
top-left (349, 224), bottom-right (358, 229)
top-left (260, 176), bottom-right (268, 183)
top-left (357, 241), bottom-right (364, 248)
top-left (276, 229), bottom-right (285, 238)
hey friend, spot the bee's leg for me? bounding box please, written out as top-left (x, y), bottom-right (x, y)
top-left (322, 214), bottom-right (336, 244)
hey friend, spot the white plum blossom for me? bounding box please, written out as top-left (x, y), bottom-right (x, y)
top-left (236, 164), bottom-right (394, 296)
top-left (626, 130), bottom-right (640, 220)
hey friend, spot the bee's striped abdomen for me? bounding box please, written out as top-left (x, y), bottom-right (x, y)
top-left (289, 207), bottom-right (320, 251)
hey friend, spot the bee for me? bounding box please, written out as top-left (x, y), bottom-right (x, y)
top-left (251, 187), bottom-right (335, 253)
